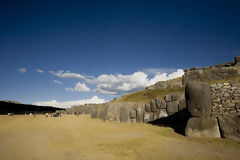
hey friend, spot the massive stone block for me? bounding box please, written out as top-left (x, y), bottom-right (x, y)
top-left (144, 112), bottom-right (154, 122)
top-left (166, 101), bottom-right (179, 115)
top-left (90, 108), bottom-right (99, 118)
top-left (129, 109), bottom-right (136, 118)
top-left (155, 98), bottom-right (161, 109)
top-left (185, 81), bottom-right (212, 117)
top-left (145, 104), bottom-right (151, 112)
top-left (178, 99), bottom-right (186, 111)
top-left (159, 110), bottom-right (168, 118)
top-left (165, 94), bottom-right (171, 102)
top-left (136, 107), bottom-right (144, 123)
top-left (150, 99), bottom-right (157, 112)
top-left (160, 100), bottom-right (166, 109)
top-left (185, 118), bottom-right (221, 138)
top-left (120, 106), bottom-right (130, 122)
top-left (218, 114), bottom-right (240, 141)
top-left (102, 103), bottom-right (110, 121)
top-left (171, 94), bottom-right (184, 101)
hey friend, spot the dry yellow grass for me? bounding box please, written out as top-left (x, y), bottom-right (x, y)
top-left (0, 115), bottom-right (239, 160)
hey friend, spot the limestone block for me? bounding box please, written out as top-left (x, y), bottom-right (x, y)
top-left (145, 104), bottom-right (151, 112)
top-left (166, 101), bottom-right (179, 115)
top-left (155, 98), bottom-right (161, 109)
top-left (218, 114), bottom-right (240, 141)
top-left (185, 118), bottom-right (221, 138)
top-left (171, 94), bottom-right (184, 101)
top-left (144, 112), bottom-right (154, 122)
top-left (150, 99), bottom-right (157, 112)
top-left (185, 81), bottom-right (212, 117)
top-left (165, 94), bottom-right (171, 102)
top-left (120, 106), bottom-right (130, 122)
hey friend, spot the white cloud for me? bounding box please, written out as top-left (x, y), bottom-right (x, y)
top-left (18, 68), bottom-right (26, 73)
top-left (49, 70), bottom-right (96, 84)
top-left (49, 68), bottom-right (184, 95)
top-left (53, 80), bottom-right (63, 85)
top-left (94, 72), bottom-right (149, 95)
top-left (36, 69), bottom-right (44, 73)
top-left (95, 69), bottom-right (184, 95)
top-left (32, 96), bottom-right (106, 108)
top-left (49, 70), bottom-right (86, 79)
top-left (148, 69), bottom-right (184, 85)
top-left (66, 82), bottom-right (90, 92)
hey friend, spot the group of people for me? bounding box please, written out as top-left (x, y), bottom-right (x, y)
top-left (45, 112), bottom-right (62, 117)
top-left (7, 112), bottom-right (63, 117)
top-left (29, 113), bottom-right (37, 117)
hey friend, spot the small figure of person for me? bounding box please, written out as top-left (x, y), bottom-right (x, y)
top-left (29, 113), bottom-right (32, 117)
top-left (33, 113), bottom-right (36, 117)
top-left (46, 113), bottom-right (48, 118)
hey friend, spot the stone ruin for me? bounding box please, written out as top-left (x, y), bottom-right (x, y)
top-left (183, 56), bottom-right (240, 85)
top-left (65, 56), bottom-right (240, 140)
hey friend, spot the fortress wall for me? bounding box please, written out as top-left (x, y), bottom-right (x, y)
top-left (210, 81), bottom-right (240, 118)
top-left (182, 56), bottom-right (240, 85)
top-left (143, 93), bottom-right (186, 122)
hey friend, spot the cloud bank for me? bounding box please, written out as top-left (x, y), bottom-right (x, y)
top-left (50, 69), bottom-right (184, 95)
top-left (95, 69), bottom-right (184, 95)
top-left (33, 96), bottom-right (106, 108)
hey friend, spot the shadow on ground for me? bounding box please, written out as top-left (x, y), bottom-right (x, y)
top-left (148, 109), bottom-right (191, 135)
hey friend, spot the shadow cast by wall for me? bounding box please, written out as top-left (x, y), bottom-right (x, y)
top-left (148, 108), bottom-right (191, 135)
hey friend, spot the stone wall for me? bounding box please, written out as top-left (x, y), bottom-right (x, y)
top-left (91, 93), bottom-right (186, 123)
top-left (144, 93), bottom-right (185, 122)
top-left (99, 102), bottom-right (145, 123)
top-left (210, 81), bottom-right (240, 118)
top-left (182, 56), bottom-right (240, 85)
top-left (65, 104), bottom-right (99, 115)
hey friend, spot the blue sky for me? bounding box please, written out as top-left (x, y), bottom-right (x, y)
top-left (0, 0), bottom-right (239, 107)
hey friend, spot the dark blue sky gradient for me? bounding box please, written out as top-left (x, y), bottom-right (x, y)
top-left (0, 0), bottom-right (240, 104)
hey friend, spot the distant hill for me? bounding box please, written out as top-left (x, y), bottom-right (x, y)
top-left (0, 101), bottom-right (65, 114)
top-left (2, 100), bottom-right (21, 104)
top-left (113, 77), bottom-right (184, 104)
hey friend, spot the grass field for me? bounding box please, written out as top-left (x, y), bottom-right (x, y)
top-left (0, 115), bottom-right (239, 160)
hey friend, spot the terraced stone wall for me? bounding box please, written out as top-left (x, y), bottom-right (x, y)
top-left (210, 81), bottom-right (240, 118)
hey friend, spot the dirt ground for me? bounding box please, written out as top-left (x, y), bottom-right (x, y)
top-left (0, 115), bottom-right (239, 160)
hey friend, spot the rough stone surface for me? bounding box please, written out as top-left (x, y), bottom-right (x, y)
top-left (210, 81), bottom-right (240, 117)
top-left (150, 99), bottom-right (157, 112)
top-left (171, 94), bottom-right (184, 101)
top-left (165, 94), bottom-right (172, 102)
top-left (179, 99), bottom-right (186, 111)
top-left (145, 104), bottom-right (151, 112)
top-left (183, 57), bottom-right (240, 85)
top-left (185, 81), bottom-right (212, 117)
top-left (129, 109), bottom-right (136, 118)
top-left (101, 102), bottom-right (145, 122)
top-left (160, 100), bottom-right (166, 109)
top-left (120, 106), bottom-right (130, 122)
top-left (159, 110), bottom-right (168, 118)
top-left (185, 117), bottom-right (221, 138)
top-left (218, 114), bottom-right (240, 141)
top-left (155, 98), bottom-right (161, 109)
top-left (136, 107), bottom-right (144, 123)
top-left (166, 101), bottom-right (179, 115)
top-left (90, 107), bottom-right (99, 118)
top-left (144, 112), bottom-right (154, 122)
